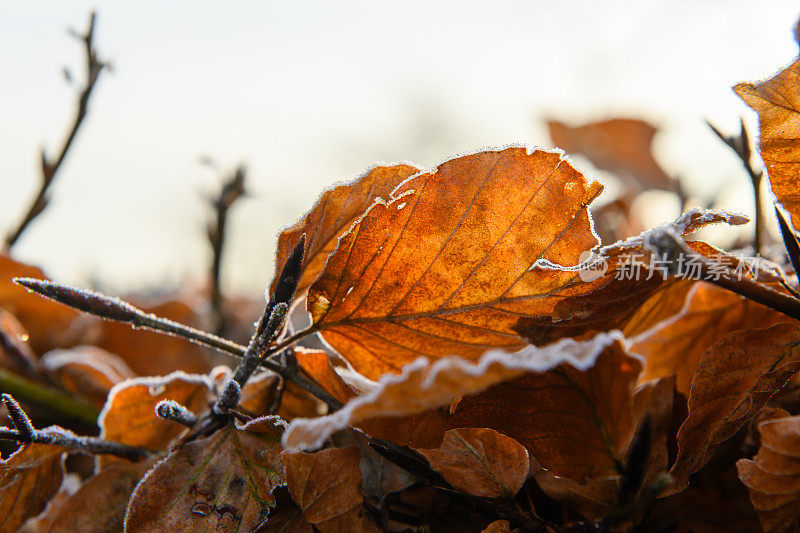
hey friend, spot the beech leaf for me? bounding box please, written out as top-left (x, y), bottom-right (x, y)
top-left (124, 417), bottom-right (286, 533)
top-left (738, 414), bottom-right (800, 532)
top-left (670, 322), bottom-right (800, 492)
top-left (271, 164), bottom-right (419, 300)
top-left (735, 59), bottom-right (800, 227)
top-left (0, 444), bottom-right (65, 532)
top-left (417, 427), bottom-right (529, 498)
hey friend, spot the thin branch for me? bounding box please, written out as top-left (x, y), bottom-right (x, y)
top-left (4, 11), bottom-right (109, 251)
top-left (0, 367), bottom-right (98, 426)
top-left (1, 394), bottom-right (148, 461)
top-left (206, 164), bottom-right (247, 334)
top-left (155, 399), bottom-right (199, 428)
top-left (706, 118), bottom-right (765, 252)
top-left (11, 277), bottom-right (340, 411)
top-left (645, 228), bottom-right (800, 322)
top-left (775, 205), bottom-right (800, 287)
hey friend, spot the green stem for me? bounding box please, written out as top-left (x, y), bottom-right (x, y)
top-left (0, 367), bottom-right (99, 426)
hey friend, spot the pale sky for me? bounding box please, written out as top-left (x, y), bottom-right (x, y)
top-left (1, 1), bottom-right (798, 295)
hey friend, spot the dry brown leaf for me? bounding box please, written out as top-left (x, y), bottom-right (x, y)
top-left (481, 520), bottom-right (513, 533)
top-left (738, 415), bottom-right (800, 532)
top-left (548, 118), bottom-right (674, 191)
top-left (670, 323), bottom-right (800, 492)
top-left (735, 60), bottom-right (800, 227)
top-left (630, 282), bottom-right (787, 393)
top-left (285, 331), bottom-right (643, 482)
top-left (94, 299), bottom-right (211, 377)
top-left (39, 346), bottom-right (135, 408)
top-left (125, 417), bottom-right (286, 532)
top-left (307, 148), bottom-right (605, 379)
top-left (355, 433), bottom-right (416, 506)
top-left (0, 443), bottom-right (65, 532)
top-left (417, 427), bottom-right (529, 498)
top-left (271, 164), bottom-right (419, 299)
top-left (295, 348), bottom-right (357, 405)
top-left (239, 370), bottom-right (280, 417)
top-left (98, 371), bottom-right (214, 465)
top-left (0, 255), bottom-right (86, 354)
top-left (47, 459), bottom-right (153, 533)
top-left (283, 446), bottom-right (376, 533)
top-left (16, 473), bottom-right (80, 533)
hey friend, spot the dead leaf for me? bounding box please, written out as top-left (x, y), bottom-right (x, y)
top-left (307, 148), bottom-right (604, 379)
top-left (670, 322), bottom-right (800, 492)
top-left (738, 414), bottom-right (800, 532)
top-left (295, 348), bottom-right (357, 405)
top-left (99, 371), bottom-right (214, 465)
top-left (735, 60), bottom-right (800, 227)
top-left (548, 118), bottom-right (674, 191)
top-left (283, 446), bottom-right (376, 532)
top-left (40, 346), bottom-right (135, 408)
top-left (481, 520), bottom-right (513, 533)
top-left (356, 433), bottom-right (416, 506)
top-left (271, 164), bottom-right (419, 300)
top-left (0, 308), bottom-right (37, 373)
top-left (285, 331), bottom-right (642, 482)
top-left (125, 417), bottom-right (286, 533)
top-left (0, 443), bottom-right (65, 532)
top-left (630, 281), bottom-right (787, 393)
top-left (239, 370), bottom-right (280, 417)
top-left (47, 459), bottom-right (153, 533)
top-left (417, 428), bottom-right (529, 498)
top-left (16, 472), bottom-right (80, 533)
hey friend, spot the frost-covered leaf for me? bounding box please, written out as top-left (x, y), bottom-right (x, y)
top-left (125, 417), bottom-right (285, 532)
top-left (271, 164), bottom-right (419, 300)
top-left (99, 371), bottom-right (214, 465)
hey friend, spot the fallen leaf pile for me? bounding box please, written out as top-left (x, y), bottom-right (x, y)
top-left (5, 15), bottom-right (800, 533)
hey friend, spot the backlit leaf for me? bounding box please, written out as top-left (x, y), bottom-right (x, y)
top-left (271, 164), bottom-right (418, 300)
top-left (736, 59), bottom-right (800, 227)
top-left (40, 346), bottom-right (135, 408)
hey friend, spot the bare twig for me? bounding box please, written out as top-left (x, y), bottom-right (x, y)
top-left (646, 228), bottom-right (800, 322)
top-left (4, 11), bottom-right (109, 251)
top-left (12, 276), bottom-right (342, 411)
top-left (1, 394), bottom-right (147, 460)
top-left (775, 205), bottom-right (800, 287)
top-left (706, 118), bottom-right (765, 252)
top-left (206, 164), bottom-right (247, 334)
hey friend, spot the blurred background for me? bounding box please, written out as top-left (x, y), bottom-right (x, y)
top-left (1, 0), bottom-right (799, 296)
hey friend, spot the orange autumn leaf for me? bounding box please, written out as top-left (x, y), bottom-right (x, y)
top-left (0, 444), bottom-right (66, 532)
top-left (548, 118), bottom-right (674, 191)
top-left (283, 446), bottom-right (376, 533)
top-left (271, 164), bottom-right (419, 300)
top-left (737, 414), bottom-right (800, 532)
top-left (670, 322), bottom-right (800, 492)
top-left (417, 428), bottom-right (529, 498)
top-left (98, 371), bottom-right (214, 465)
top-left (295, 347), bottom-right (357, 405)
top-left (0, 308), bottom-right (37, 373)
top-left (736, 59), bottom-right (800, 227)
top-left (125, 417), bottom-right (286, 533)
top-left (630, 281), bottom-right (787, 393)
top-left (306, 148), bottom-right (603, 379)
